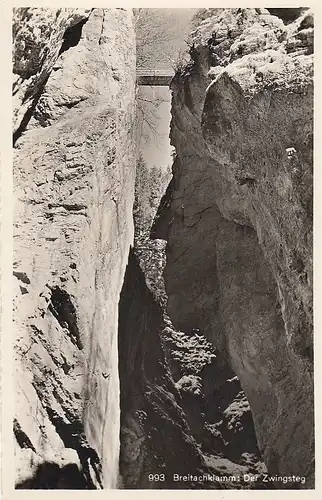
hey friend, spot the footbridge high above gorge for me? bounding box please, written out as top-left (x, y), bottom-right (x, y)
top-left (137, 69), bottom-right (175, 86)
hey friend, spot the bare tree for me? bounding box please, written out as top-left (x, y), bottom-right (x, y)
top-left (134, 8), bottom-right (177, 70)
top-left (135, 87), bottom-right (166, 147)
top-left (134, 9), bottom-right (178, 144)
top-left (133, 153), bottom-right (171, 305)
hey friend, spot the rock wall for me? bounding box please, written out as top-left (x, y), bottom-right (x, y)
top-left (13, 7), bottom-right (91, 135)
top-left (118, 250), bottom-right (265, 489)
top-left (118, 250), bottom-right (213, 489)
top-left (153, 8), bottom-right (314, 487)
top-left (13, 8), bottom-right (136, 488)
top-left (12, 6), bottom-right (314, 490)
top-left (161, 324), bottom-right (266, 477)
top-left (121, 127), bottom-right (266, 489)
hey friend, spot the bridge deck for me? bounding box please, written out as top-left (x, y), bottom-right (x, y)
top-left (138, 75), bottom-right (173, 86)
top-left (137, 69), bottom-right (174, 86)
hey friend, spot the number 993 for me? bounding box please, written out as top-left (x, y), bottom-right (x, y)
top-left (148, 474), bottom-right (165, 482)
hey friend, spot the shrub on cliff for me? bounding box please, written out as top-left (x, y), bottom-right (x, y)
top-left (133, 154), bottom-right (171, 305)
top-left (190, 8), bottom-right (224, 28)
top-left (134, 153), bottom-right (170, 241)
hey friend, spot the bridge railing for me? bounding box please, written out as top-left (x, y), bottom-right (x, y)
top-left (136, 68), bottom-right (175, 77)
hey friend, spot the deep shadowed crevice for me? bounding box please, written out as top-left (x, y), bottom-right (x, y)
top-left (13, 270), bottom-right (31, 284)
top-left (21, 376), bottom-right (103, 490)
top-left (15, 462), bottom-right (90, 489)
top-left (13, 419), bottom-right (36, 452)
top-left (48, 286), bottom-right (83, 350)
top-left (236, 177), bottom-right (257, 187)
top-left (43, 405), bottom-right (103, 489)
top-left (58, 18), bottom-right (88, 56)
top-left (13, 74), bottom-right (50, 146)
top-left (267, 8), bottom-right (308, 24)
top-left (118, 250), bottom-right (209, 489)
top-left (118, 248), bottom-right (268, 489)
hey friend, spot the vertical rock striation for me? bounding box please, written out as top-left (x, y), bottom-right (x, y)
top-left (13, 8), bottom-right (136, 488)
top-left (153, 8), bottom-right (314, 487)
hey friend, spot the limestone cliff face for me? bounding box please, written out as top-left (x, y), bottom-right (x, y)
top-left (153, 8), bottom-right (314, 487)
top-left (13, 8), bottom-right (136, 488)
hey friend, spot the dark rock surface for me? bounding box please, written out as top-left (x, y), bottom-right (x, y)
top-left (118, 250), bottom-right (266, 489)
top-left (162, 324), bottom-right (270, 489)
top-left (153, 7), bottom-right (314, 488)
top-left (161, 325), bottom-right (264, 466)
top-left (118, 250), bottom-right (214, 489)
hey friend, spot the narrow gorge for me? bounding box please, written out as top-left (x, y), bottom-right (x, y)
top-left (12, 7), bottom-right (314, 490)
